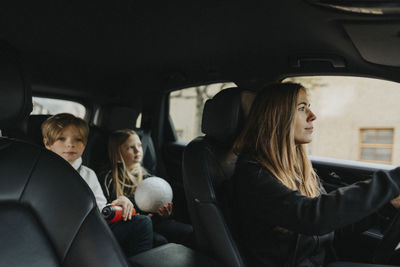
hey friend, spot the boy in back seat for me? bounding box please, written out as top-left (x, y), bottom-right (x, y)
top-left (41, 113), bottom-right (153, 257)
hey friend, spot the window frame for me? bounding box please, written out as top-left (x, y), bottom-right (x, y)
top-left (359, 128), bottom-right (394, 164)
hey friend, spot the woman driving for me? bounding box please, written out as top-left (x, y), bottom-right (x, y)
top-left (231, 82), bottom-right (400, 267)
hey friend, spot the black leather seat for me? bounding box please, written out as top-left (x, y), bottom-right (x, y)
top-left (0, 45), bottom-right (129, 267)
top-left (26, 114), bottom-right (52, 145)
top-left (182, 87), bottom-right (247, 267)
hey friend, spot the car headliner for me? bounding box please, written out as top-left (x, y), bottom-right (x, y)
top-left (1, 0), bottom-right (399, 101)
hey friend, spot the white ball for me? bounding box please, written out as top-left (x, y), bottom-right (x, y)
top-left (134, 177), bottom-right (173, 213)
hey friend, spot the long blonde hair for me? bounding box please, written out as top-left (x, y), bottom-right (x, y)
top-left (108, 129), bottom-right (147, 197)
top-left (233, 83), bottom-right (320, 197)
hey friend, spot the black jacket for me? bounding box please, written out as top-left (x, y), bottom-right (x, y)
top-left (231, 158), bottom-right (400, 267)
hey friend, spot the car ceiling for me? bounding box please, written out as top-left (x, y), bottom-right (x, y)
top-left (1, 0), bottom-right (400, 101)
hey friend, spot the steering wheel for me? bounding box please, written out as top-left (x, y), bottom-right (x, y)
top-left (373, 211), bottom-right (400, 264)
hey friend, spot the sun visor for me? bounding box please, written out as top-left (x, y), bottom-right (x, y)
top-left (343, 22), bottom-right (400, 67)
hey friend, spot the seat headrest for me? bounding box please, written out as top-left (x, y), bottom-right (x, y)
top-left (0, 44), bottom-right (32, 129)
top-left (0, 42), bottom-right (32, 129)
top-left (201, 87), bottom-right (245, 146)
top-left (101, 106), bottom-right (140, 132)
top-left (27, 114), bottom-right (52, 145)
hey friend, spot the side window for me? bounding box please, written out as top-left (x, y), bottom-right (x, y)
top-left (32, 97), bottom-right (86, 118)
top-left (283, 76), bottom-right (400, 165)
top-left (136, 113), bottom-right (142, 128)
top-left (169, 82), bottom-right (236, 142)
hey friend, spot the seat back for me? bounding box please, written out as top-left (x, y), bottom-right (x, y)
top-left (182, 87), bottom-right (248, 267)
top-left (2, 114), bottom-right (52, 146)
top-left (26, 114), bottom-right (52, 145)
top-left (0, 43), bottom-right (129, 267)
top-left (82, 124), bottom-right (110, 176)
top-left (135, 128), bottom-right (157, 175)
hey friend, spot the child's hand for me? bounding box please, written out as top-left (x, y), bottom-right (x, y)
top-left (111, 196), bottom-right (135, 221)
top-left (157, 202), bottom-right (173, 218)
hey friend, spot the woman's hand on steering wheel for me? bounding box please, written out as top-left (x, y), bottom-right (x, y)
top-left (391, 194), bottom-right (400, 209)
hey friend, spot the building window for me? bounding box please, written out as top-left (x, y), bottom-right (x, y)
top-left (360, 129), bottom-right (393, 164)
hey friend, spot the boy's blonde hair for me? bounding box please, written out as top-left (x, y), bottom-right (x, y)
top-left (41, 113), bottom-right (89, 146)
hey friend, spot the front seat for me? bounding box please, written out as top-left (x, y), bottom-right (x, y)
top-left (182, 87), bottom-right (248, 267)
top-left (0, 45), bottom-right (129, 267)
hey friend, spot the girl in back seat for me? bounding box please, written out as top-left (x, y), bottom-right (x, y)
top-left (103, 129), bottom-right (193, 247)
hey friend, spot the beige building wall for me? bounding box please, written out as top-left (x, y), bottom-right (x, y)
top-left (304, 77), bottom-right (400, 165)
top-left (169, 91), bottom-right (198, 141)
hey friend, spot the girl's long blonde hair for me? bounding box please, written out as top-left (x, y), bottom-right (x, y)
top-left (108, 129), bottom-right (147, 197)
top-left (233, 83), bottom-right (320, 197)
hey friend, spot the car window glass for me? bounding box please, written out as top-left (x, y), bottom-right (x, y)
top-left (32, 97), bottom-right (86, 118)
top-left (136, 113), bottom-right (142, 128)
top-left (169, 82), bottom-right (236, 142)
top-left (283, 76), bottom-right (400, 165)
